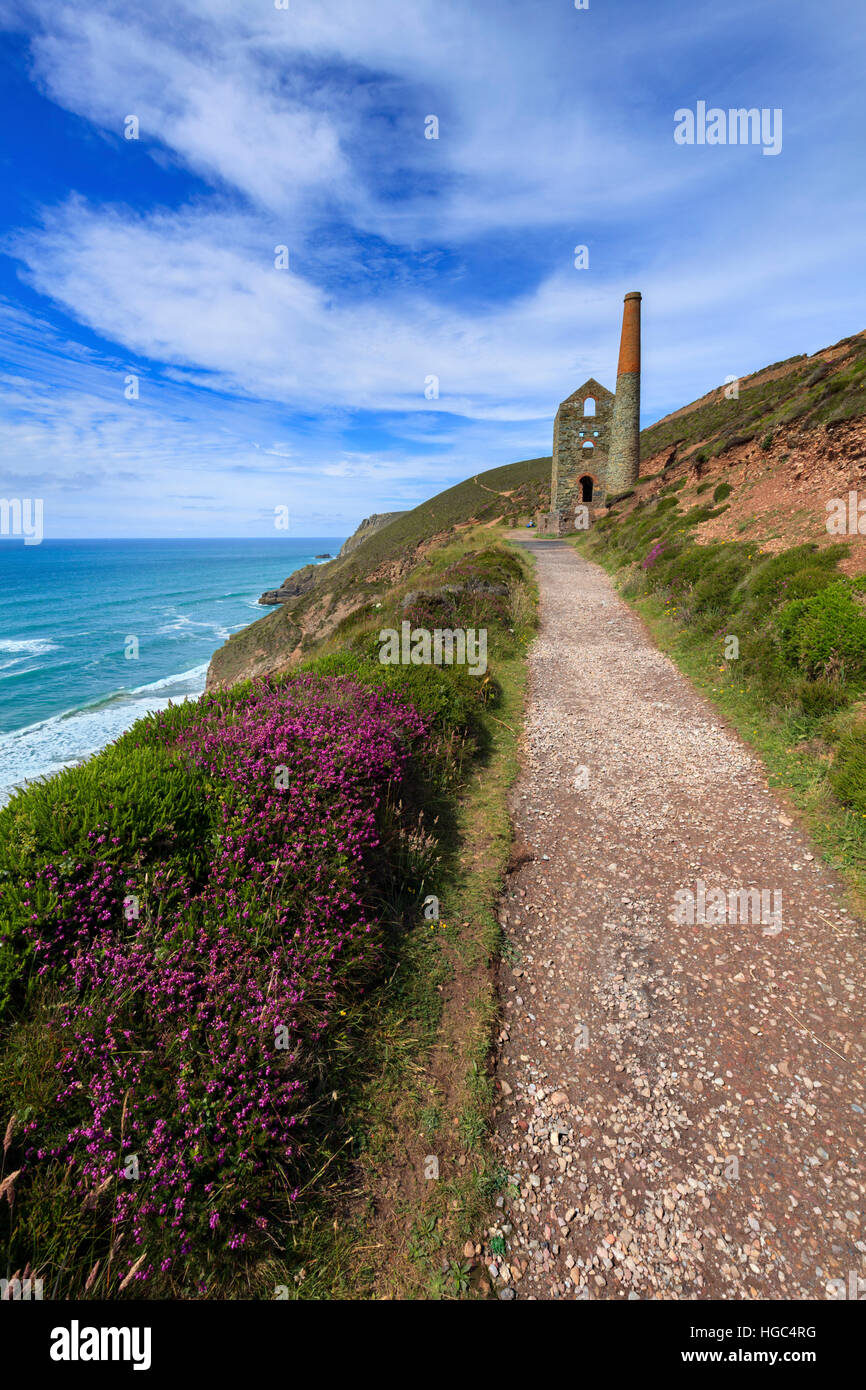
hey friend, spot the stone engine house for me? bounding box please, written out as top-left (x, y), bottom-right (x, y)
top-left (550, 376), bottom-right (615, 514)
top-left (540, 291), bottom-right (641, 533)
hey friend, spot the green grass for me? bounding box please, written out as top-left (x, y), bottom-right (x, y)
top-left (210, 458), bottom-right (551, 688)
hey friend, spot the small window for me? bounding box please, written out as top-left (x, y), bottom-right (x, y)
top-left (583, 397), bottom-right (596, 417)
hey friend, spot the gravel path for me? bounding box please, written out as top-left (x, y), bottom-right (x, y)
top-left (489, 539), bottom-right (866, 1301)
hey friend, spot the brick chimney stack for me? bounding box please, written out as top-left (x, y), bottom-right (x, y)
top-left (607, 291), bottom-right (641, 493)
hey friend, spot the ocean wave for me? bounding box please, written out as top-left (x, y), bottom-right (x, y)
top-left (131, 663), bottom-right (210, 695)
top-left (156, 614), bottom-right (233, 641)
top-left (0, 662), bottom-right (209, 807)
top-left (0, 637), bottom-right (62, 675)
top-left (0, 638), bottom-right (60, 655)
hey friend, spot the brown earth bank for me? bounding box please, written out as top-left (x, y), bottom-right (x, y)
top-left (631, 416), bottom-right (866, 573)
top-left (489, 538), bottom-right (865, 1301)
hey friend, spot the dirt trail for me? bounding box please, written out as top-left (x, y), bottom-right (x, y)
top-left (491, 538), bottom-right (866, 1301)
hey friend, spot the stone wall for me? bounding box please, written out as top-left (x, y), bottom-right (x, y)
top-left (551, 376), bottom-right (614, 512)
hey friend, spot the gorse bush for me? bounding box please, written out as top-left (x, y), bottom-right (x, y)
top-left (777, 580), bottom-right (866, 683)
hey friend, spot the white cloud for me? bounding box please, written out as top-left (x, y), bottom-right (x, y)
top-left (1, 0), bottom-right (864, 534)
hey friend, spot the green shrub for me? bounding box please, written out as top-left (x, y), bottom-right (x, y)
top-left (717, 433), bottom-right (754, 453)
top-left (665, 544), bottom-right (722, 589)
top-left (690, 550), bottom-right (752, 616)
top-left (796, 677), bottom-right (853, 719)
top-left (743, 544), bottom-right (848, 623)
top-left (680, 505), bottom-right (720, 527)
top-left (777, 581), bottom-right (866, 683)
top-left (713, 482), bottom-right (732, 503)
top-left (783, 567), bottom-right (840, 602)
top-left (830, 715), bottom-right (866, 812)
top-left (302, 648), bottom-right (486, 732)
top-left (806, 363), bottom-right (830, 387)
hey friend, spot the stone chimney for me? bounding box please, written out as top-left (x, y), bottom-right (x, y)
top-left (607, 291), bottom-right (641, 493)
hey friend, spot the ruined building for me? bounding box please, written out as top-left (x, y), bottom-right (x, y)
top-left (540, 291), bottom-right (641, 533)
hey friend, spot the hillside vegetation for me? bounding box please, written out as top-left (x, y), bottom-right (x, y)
top-left (0, 532), bottom-right (536, 1299)
top-left (4, 324), bottom-right (866, 1302)
top-left (208, 456), bottom-right (550, 688)
top-left (638, 330), bottom-right (866, 467)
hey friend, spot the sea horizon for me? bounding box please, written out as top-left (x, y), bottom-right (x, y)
top-left (0, 537), bottom-right (345, 804)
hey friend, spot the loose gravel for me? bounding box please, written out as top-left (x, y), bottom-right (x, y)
top-left (488, 540), bottom-right (866, 1301)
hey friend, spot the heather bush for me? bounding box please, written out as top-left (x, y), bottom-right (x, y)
top-left (398, 548), bottom-right (522, 637)
top-left (0, 740), bottom-right (220, 1017)
top-left (795, 676), bottom-right (853, 718)
top-left (0, 676), bottom-right (441, 1296)
top-left (303, 648), bottom-right (485, 737)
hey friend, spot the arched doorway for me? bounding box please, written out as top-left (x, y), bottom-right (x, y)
top-left (579, 475), bottom-right (594, 503)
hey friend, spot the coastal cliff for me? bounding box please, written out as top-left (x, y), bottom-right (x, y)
top-left (257, 511), bottom-right (407, 607)
top-left (258, 562), bottom-right (320, 606)
top-left (206, 458), bottom-right (551, 690)
top-left (337, 510), bottom-right (405, 558)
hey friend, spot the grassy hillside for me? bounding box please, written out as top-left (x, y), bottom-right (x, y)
top-left (639, 330), bottom-right (866, 466)
top-left (208, 456), bottom-right (550, 687)
top-left (331, 455), bottom-right (550, 576)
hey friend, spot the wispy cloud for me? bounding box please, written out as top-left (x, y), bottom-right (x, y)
top-left (0, 0), bottom-right (864, 534)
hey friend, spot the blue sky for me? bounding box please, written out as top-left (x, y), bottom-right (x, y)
top-left (0, 0), bottom-right (864, 538)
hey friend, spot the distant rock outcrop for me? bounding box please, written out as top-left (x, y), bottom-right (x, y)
top-left (257, 513), bottom-right (405, 605)
top-left (337, 511), bottom-right (405, 558)
top-left (258, 563), bottom-right (320, 606)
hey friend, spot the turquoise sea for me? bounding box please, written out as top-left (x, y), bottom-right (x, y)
top-left (0, 538), bottom-right (343, 803)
